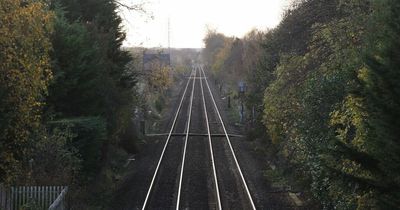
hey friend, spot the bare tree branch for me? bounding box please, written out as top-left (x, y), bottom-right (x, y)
top-left (114, 0), bottom-right (147, 14)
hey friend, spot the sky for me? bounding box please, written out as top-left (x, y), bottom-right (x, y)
top-left (119, 0), bottom-right (290, 48)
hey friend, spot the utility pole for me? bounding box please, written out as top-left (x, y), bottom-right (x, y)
top-left (168, 17), bottom-right (171, 55)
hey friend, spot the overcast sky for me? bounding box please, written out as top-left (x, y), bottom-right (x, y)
top-left (119, 0), bottom-right (290, 48)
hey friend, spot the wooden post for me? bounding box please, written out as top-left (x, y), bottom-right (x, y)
top-left (140, 120), bottom-right (145, 135)
top-left (0, 184), bottom-right (11, 210)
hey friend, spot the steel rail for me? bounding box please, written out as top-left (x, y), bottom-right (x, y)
top-left (200, 65), bottom-right (257, 210)
top-left (199, 66), bottom-right (222, 210)
top-left (176, 67), bottom-right (197, 210)
top-left (145, 133), bottom-right (244, 138)
top-left (141, 69), bottom-right (195, 210)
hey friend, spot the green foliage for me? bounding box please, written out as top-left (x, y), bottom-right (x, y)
top-left (330, 0), bottom-right (400, 207)
top-left (46, 0), bottom-right (137, 183)
top-left (262, 0), bottom-right (374, 208)
top-left (49, 117), bottom-right (107, 181)
top-left (49, 10), bottom-right (103, 116)
top-left (204, 0), bottom-right (400, 209)
top-left (0, 0), bottom-right (54, 184)
top-left (261, 0), bottom-right (400, 208)
top-left (30, 125), bottom-right (81, 185)
top-left (20, 198), bottom-right (43, 210)
top-left (119, 119), bottom-right (138, 154)
top-left (0, 1), bottom-right (139, 208)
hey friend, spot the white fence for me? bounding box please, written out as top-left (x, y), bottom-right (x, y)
top-left (0, 185), bottom-right (68, 210)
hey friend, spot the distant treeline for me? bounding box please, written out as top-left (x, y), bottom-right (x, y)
top-left (203, 0), bottom-right (400, 209)
top-left (0, 0), bottom-right (138, 208)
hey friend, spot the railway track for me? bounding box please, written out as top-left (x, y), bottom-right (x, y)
top-left (141, 65), bottom-right (256, 210)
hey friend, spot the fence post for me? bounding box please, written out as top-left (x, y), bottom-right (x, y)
top-left (0, 184), bottom-right (10, 210)
top-left (11, 186), bottom-right (15, 210)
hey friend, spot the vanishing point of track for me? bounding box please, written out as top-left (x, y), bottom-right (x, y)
top-left (141, 65), bottom-right (256, 210)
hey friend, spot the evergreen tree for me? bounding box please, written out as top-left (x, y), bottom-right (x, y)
top-left (47, 0), bottom-right (136, 181)
top-left (361, 0), bottom-right (400, 207)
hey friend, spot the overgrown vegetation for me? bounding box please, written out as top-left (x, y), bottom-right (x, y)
top-left (203, 0), bottom-right (400, 209)
top-left (0, 0), bottom-right (141, 208)
top-left (0, 0), bottom-right (54, 185)
top-left (2, 0), bottom-right (399, 209)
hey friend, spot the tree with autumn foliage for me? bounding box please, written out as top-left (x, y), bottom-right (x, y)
top-left (204, 0), bottom-right (400, 208)
top-left (0, 0), bottom-right (54, 184)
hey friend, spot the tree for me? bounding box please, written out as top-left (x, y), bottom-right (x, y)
top-left (48, 0), bottom-right (136, 169)
top-left (0, 0), bottom-right (54, 184)
top-left (202, 0), bottom-right (400, 208)
top-left (331, 0), bottom-right (400, 207)
top-left (203, 28), bottom-right (228, 68)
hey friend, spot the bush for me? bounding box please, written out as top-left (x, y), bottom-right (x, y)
top-left (29, 126), bottom-right (81, 185)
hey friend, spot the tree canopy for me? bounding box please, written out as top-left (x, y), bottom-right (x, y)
top-left (203, 0), bottom-right (400, 208)
top-left (0, 0), bottom-right (54, 184)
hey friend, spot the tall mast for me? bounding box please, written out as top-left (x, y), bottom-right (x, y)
top-left (168, 17), bottom-right (171, 54)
